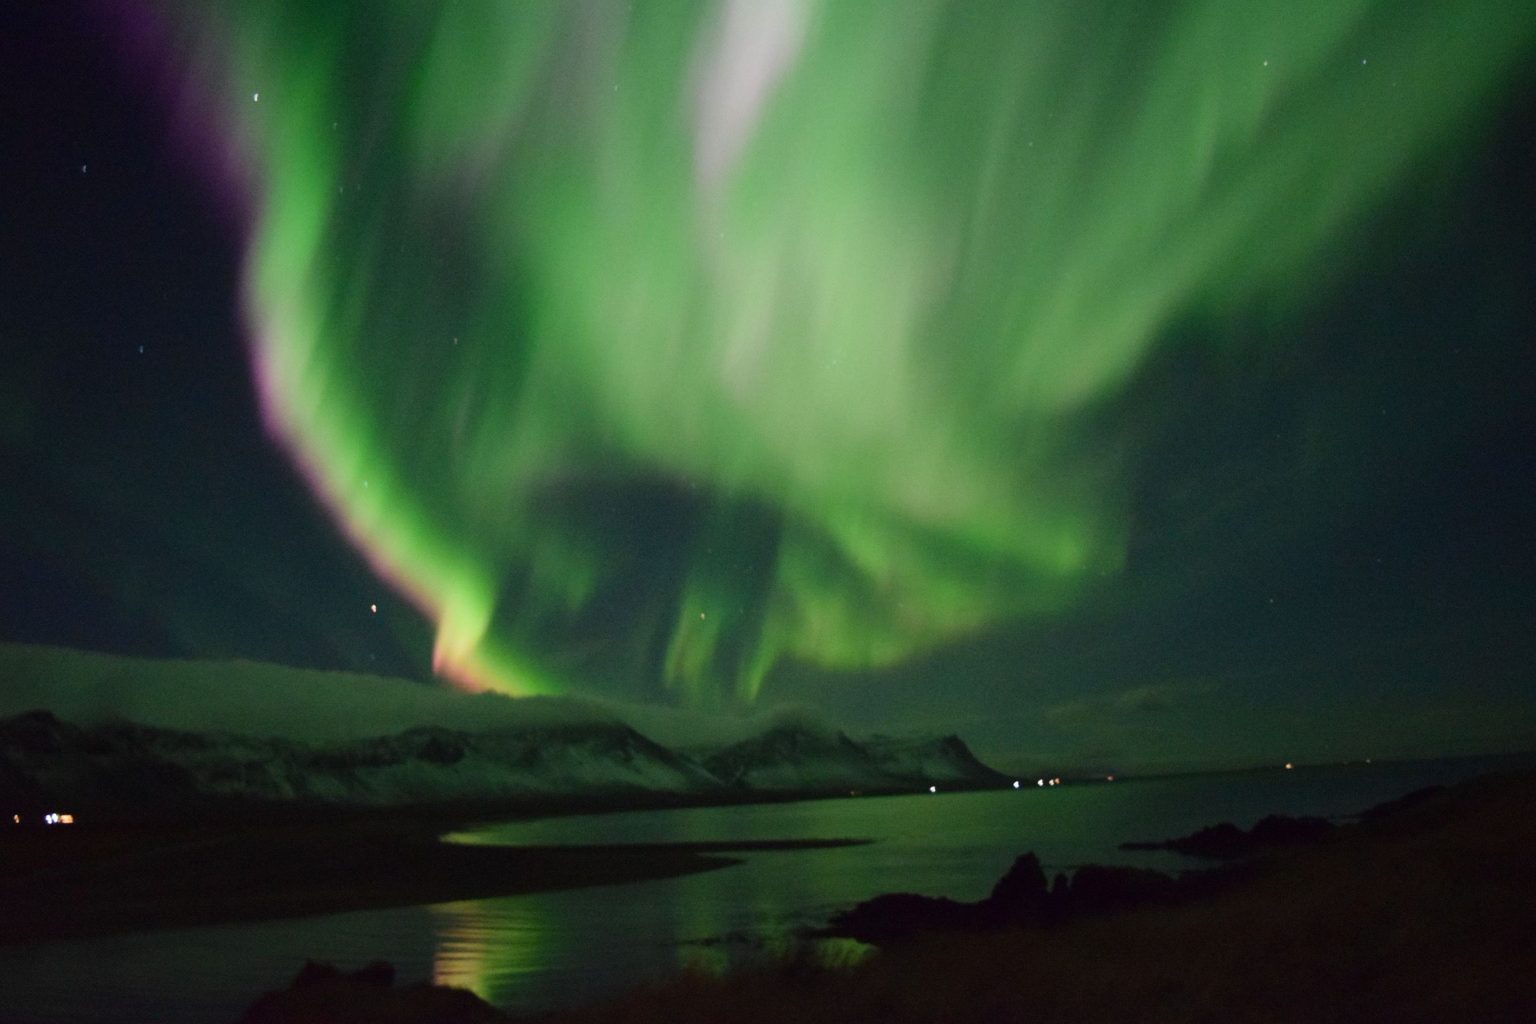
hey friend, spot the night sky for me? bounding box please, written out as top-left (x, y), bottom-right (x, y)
top-left (3, 1), bottom-right (1534, 770)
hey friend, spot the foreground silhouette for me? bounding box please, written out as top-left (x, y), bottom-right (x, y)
top-left (236, 772), bottom-right (1536, 1023)
top-left (546, 771), bottom-right (1536, 1023)
top-left (1118, 812), bottom-right (1336, 859)
top-left (238, 961), bottom-right (509, 1024)
top-left (825, 852), bottom-right (1202, 943)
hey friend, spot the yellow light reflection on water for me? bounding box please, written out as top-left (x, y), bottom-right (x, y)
top-left (429, 897), bottom-right (554, 1002)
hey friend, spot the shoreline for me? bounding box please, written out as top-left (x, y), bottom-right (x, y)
top-left (0, 819), bottom-right (868, 947)
top-left (6, 769), bottom-right (1533, 1021)
top-left (221, 767), bottom-right (1536, 1023)
top-left (6, 754), bottom-right (1530, 949)
top-left (533, 768), bottom-right (1536, 1023)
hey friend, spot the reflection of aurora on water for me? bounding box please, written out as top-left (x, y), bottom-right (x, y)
top-left (428, 814), bottom-right (877, 1004)
top-left (158, 1), bottom-right (1535, 704)
top-left (429, 897), bottom-right (556, 1004)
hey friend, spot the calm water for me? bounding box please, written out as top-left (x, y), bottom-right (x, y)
top-left (0, 756), bottom-right (1526, 1023)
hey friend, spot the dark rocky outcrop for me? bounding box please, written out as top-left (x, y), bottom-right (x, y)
top-left (825, 852), bottom-right (1192, 944)
top-left (238, 960), bottom-right (509, 1024)
top-left (1120, 814), bottom-right (1336, 859)
top-left (983, 849), bottom-right (1050, 919)
top-left (1066, 863), bottom-right (1183, 915)
top-left (829, 792), bottom-right (1437, 951)
top-left (1250, 813), bottom-right (1335, 846)
top-left (826, 892), bottom-right (978, 943)
top-left (1360, 785), bottom-right (1444, 821)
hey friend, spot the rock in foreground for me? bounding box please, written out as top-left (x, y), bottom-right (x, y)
top-left (238, 961), bottom-right (509, 1024)
top-left (1119, 813), bottom-right (1336, 859)
top-left (825, 852), bottom-right (1192, 943)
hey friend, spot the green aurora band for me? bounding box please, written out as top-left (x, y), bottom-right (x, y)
top-left (165, 1), bottom-right (1534, 703)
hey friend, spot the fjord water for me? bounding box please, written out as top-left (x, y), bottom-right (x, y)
top-left (1, 756), bottom-right (1527, 1023)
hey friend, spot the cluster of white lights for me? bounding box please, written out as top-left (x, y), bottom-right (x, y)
top-left (10, 812), bottom-right (75, 825)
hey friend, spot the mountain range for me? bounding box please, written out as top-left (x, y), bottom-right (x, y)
top-left (0, 709), bottom-right (1008, 819)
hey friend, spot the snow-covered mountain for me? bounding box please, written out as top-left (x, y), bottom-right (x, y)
top-left (701, 722), bottom-right (1007, 793)
top-left (862, 734), bottom-right (1012, 787)
top-left (0, 711), bottom-right (720, 814)
top-left (700, 721), bottom-right (892, 792)
top-left (0, 710), bottom-right (1010, 816)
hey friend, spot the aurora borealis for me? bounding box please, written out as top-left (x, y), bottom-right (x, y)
top-left (182, 0), bottom-right (1536, 701)
top-left (4, 1), bottom-right (1536, 766)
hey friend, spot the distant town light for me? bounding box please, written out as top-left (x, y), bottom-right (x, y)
top-left (59, 814), bottom-right (74, 825)
top-left (1106, 774), bottom-right (1115, 782)
top-left (1037, 779), bottom-right (1044, 787)
top-left (1284, 762), bottom-right (1294, 770)
top-left (1012, 780), bottom-right (1021, 789)
top-left (928, 785), bottom-right (937, 794)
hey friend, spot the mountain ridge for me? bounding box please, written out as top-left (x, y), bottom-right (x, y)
top-left (0, 710), bottom-right (1009, 819)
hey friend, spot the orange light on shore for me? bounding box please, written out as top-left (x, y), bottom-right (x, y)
top-left (1284, 763), bottom-right (1294, 770)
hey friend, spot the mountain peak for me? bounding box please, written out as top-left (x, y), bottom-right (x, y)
top-left (0, 710), bottom-right (1010, 815)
